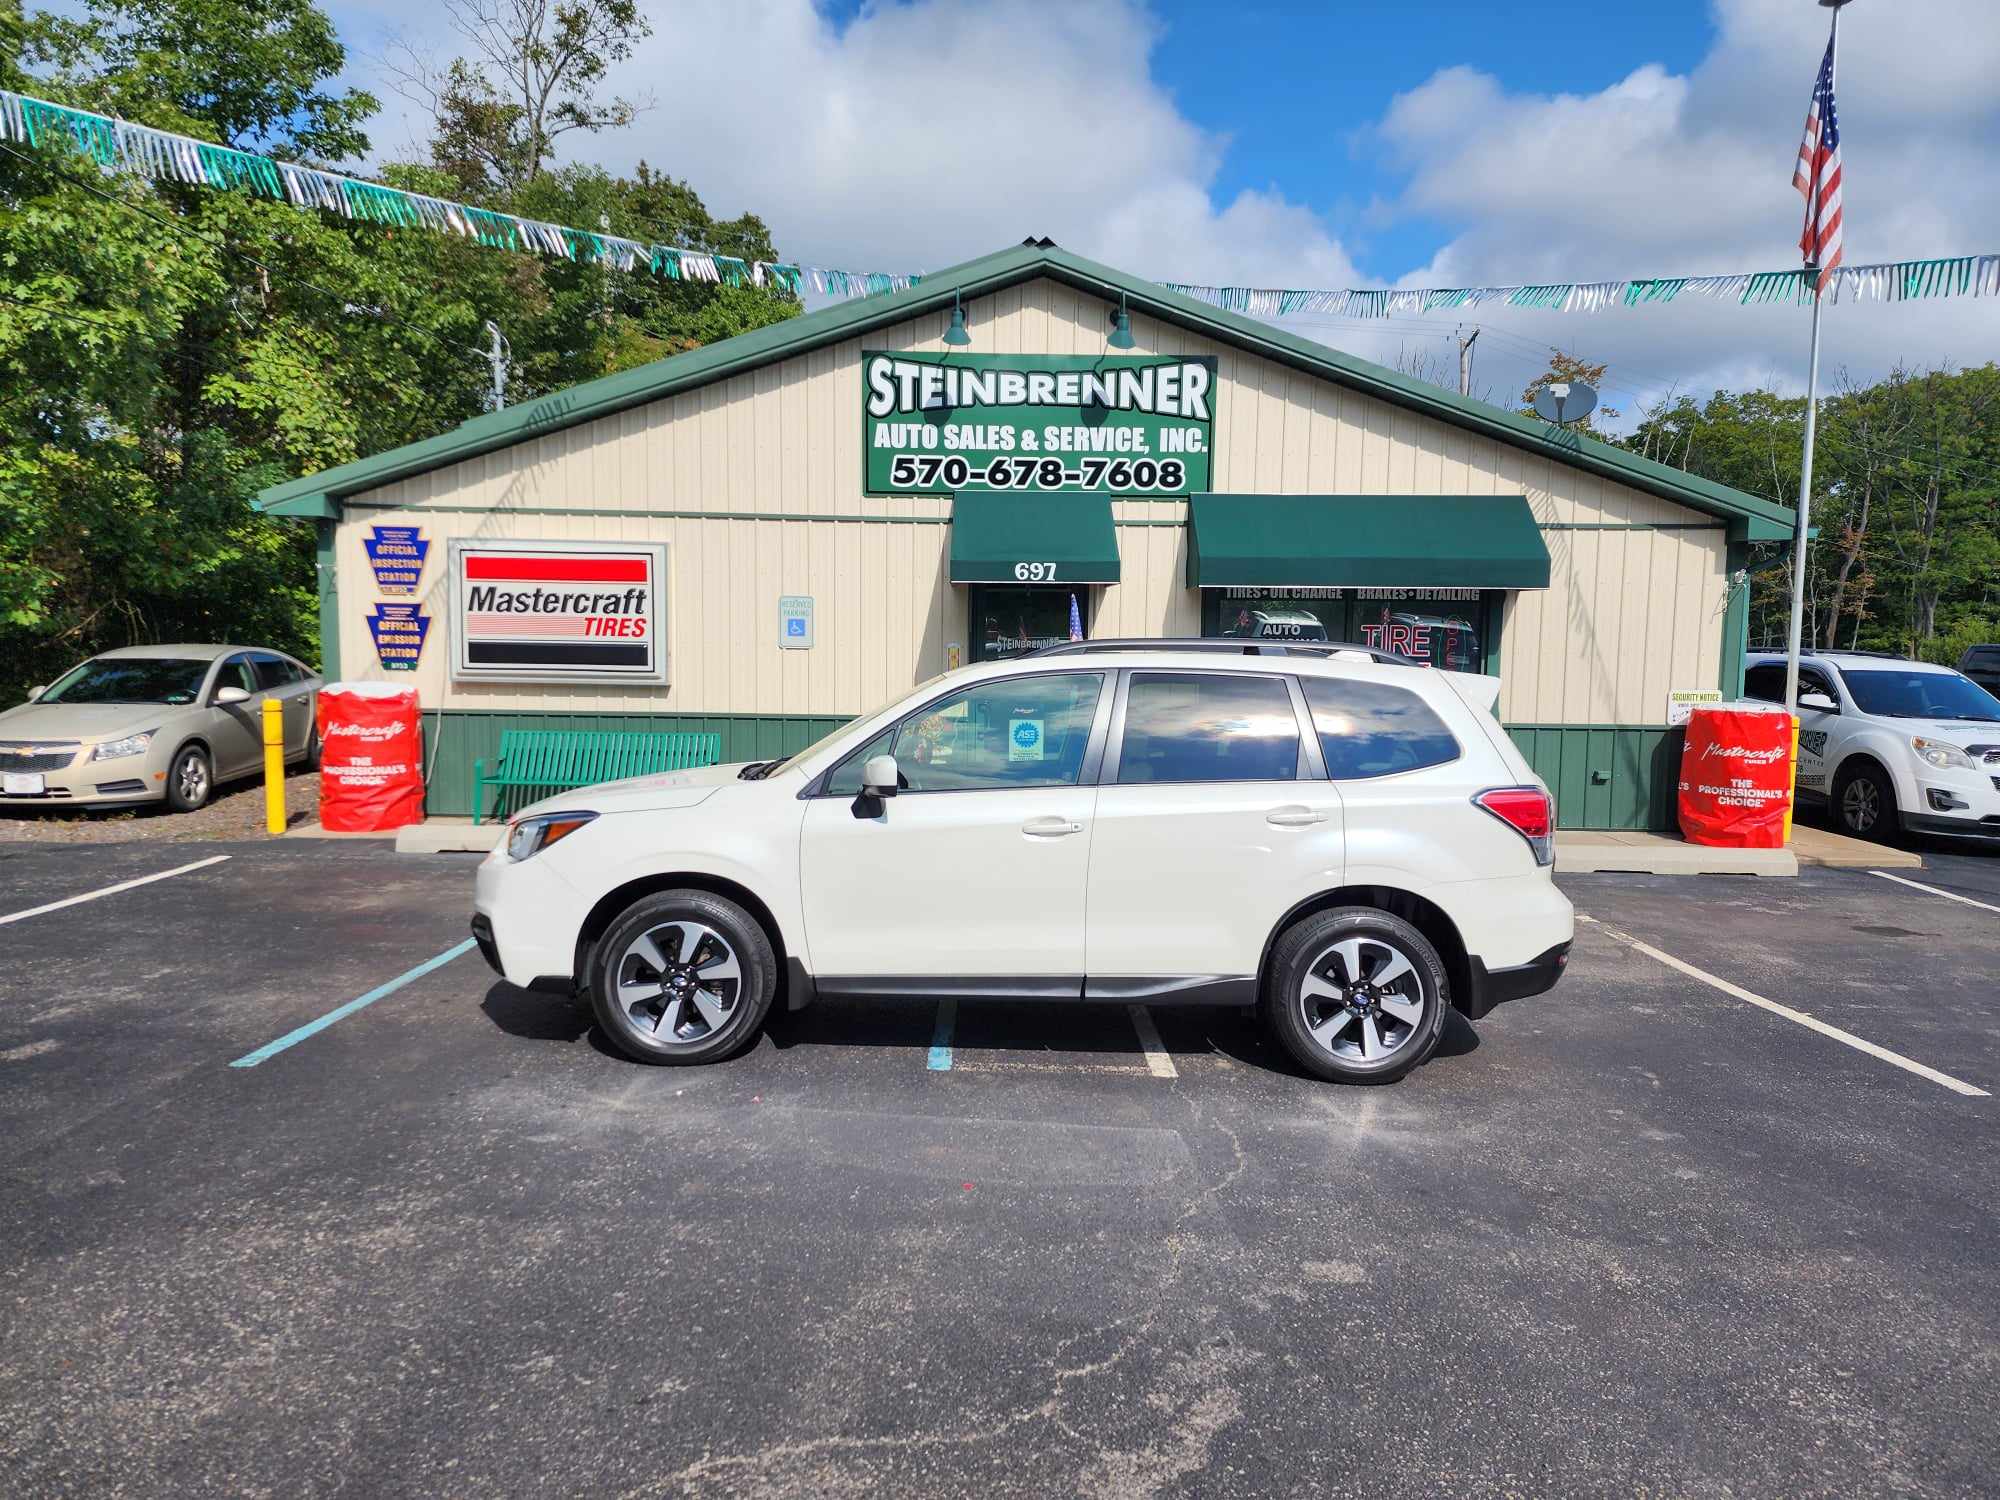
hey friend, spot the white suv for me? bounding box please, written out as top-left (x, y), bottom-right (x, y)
top-left (472, 642), bottom-right (1574, 1083)
top-left (1745, 651), bottom-right (2000, 842)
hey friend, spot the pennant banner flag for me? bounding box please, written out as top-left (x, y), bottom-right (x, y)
top-left (2, 87), bottom-right (1995, 318)
top-left (0, 87), bottom-right (917, 302)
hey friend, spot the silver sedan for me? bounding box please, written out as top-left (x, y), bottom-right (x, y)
top-left (0, 644), bottom-right (321, 812)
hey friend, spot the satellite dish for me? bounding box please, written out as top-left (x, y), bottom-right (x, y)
top-left (1533, 381), bottom-right (1598, 425)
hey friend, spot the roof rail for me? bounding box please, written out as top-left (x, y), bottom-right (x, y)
top-left (1024, 637), bottom-right (1428, 667)
top-left (1787, 646), bottom-right (1915, 662)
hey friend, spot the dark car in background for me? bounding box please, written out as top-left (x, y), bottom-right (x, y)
top-left (1960, 645), bottom-right (2000, 697)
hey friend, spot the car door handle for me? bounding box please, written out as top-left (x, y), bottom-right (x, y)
top-left (1266, 806), bottom-right (1328, 828)
top-left (1022, 816), bottom-right (1084, 837)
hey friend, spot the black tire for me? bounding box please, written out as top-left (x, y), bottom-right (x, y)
top-left (304, 725), bottom-right (322, 772)
top-left (1833, 759), bottom-right (1899, 842)
top-left (1261, 907), bottom-right (1450, 1084)
top-left (163, 744), bottom-right (213, 813)
top-left (588, 889), bottom-right (777, 1065)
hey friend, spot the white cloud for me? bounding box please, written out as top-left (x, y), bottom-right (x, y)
top-left (1368, 0), bottom-right (2000, 415)
top-left (327, 0), bottom-right (2000, 421)
top-left (341, 0), bottom-right (1360, 288)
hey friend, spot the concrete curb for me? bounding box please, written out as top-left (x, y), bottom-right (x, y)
top-left (395, 820), bottom-right (503, 855)
top-left (1555, 836), bottom-right (1797, 877)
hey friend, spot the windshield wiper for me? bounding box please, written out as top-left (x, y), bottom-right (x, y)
top-left (737, 760), bottom-right (778, 780)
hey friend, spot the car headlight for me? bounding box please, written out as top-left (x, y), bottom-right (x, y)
top-left (91, 730), bottom-right (156, 761)
top-left (506, 810), bottom-right (598, 861)
top-left (1911, 736), bottom-right (1975, 771)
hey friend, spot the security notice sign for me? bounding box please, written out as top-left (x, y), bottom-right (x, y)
top-left (863, 352), bottom-right (1215, 496)
top-left (448, 539), bottom-right (669, 684)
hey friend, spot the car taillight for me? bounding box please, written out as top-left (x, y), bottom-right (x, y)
top-left (1474, 786), bottom-right (1555, 866)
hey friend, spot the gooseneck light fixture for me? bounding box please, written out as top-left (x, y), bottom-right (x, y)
top-left (1107, 291), bottom-right (1136, 350)
top-left (943, 288), bottom-right (972, 346)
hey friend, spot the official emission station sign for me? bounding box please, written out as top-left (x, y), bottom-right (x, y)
top-left (447, 539), bottom-right (669, 684)
top-left (863, 352), bottom-right (1215, 497)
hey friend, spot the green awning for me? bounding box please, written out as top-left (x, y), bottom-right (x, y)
top-left (949, 489), bottom-right (1121, 584)
top-left (1186, 493), bottom-right (1550, 590)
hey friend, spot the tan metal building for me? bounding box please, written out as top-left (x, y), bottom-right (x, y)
top-left (258, 241), bottom-right (1795, 827)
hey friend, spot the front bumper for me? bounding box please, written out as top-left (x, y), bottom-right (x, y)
top-left (1463, 941), bottom-right (1571, 1020)
top-left (473, 843), bottom-right (593, 989)
top-left (0, 746), bottom-right (164, 806)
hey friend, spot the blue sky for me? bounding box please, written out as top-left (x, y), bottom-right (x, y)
top-left (320, 0), bottom-right (1997, 422)
top-left (1148, 2), bottom-right (1714, 281)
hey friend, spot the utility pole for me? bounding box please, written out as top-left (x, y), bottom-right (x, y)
top-left (483, 320), bottom-right (510, 411)
top-left (1456, 327), bottom-right (1480, 398)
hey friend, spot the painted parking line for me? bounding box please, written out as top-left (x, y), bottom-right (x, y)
top-left (1127, 1004), bottom-right (1179, 1079)
top-left (1869, 870), bottom-right (2000, 915)
top-left (229, 939), bottom-right (476, 1068)
top-left (1578, 914), bottom-right (1988, 1098)
top-left (927, 997), bottom-right (957, 1072)
top-left (0, 854), bottom-right (231, 927)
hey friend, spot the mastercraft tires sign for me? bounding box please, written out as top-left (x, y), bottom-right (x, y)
top-left (447, 539), bottom-right (669, 684)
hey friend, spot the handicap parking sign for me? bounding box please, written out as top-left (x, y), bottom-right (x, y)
top-left (778, 595), bottom-right (813, 650)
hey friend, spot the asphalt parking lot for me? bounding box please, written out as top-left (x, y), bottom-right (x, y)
top-left (2, 841), bottom-right (1997, 1498)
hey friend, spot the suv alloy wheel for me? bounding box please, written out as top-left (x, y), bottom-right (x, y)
top-left (590, 890), bottom-right (778, 1064)
top-left (1262, 907), bottom-right (1449, 1083)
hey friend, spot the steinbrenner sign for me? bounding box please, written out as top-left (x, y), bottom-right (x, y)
top-left (448, 539), bottom-right (669, 684)
top-left (863, 352), bottom-right (1215, 497)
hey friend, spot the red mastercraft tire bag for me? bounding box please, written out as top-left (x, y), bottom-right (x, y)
top-left (318, 683), bottom-right (424, 833)
top-left (1677, 703), bottom-right (1794, 848)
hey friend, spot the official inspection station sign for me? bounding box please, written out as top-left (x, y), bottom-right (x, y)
top-left (447, 539), bottom-right (669, 684)
top-left (863, 352), bottom-right (1215, 497)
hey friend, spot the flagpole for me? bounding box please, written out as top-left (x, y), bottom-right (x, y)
top-left (1783, 0), bottom-right (1850, 716)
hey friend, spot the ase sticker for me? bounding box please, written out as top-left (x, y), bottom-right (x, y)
top-left (1008, 717), bottom-right (1044, 762)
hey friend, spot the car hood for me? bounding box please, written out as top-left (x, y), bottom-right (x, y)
top-left (511, 761), bottom-right (766, 819)
top-left (1910, 721), bottom-right (2000, 744)
top-left (0, 701), bottom-right (165, 743)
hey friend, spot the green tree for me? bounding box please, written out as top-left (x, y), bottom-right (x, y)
top-left (0, 0), bottom-right (802, 703)
top-left (385, 0), bottom-right (652, 197)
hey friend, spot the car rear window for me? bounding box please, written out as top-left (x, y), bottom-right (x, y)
top-left (1116, 673), bottom-right (1300, 784)
top-left (1301, 676), bottom-right (1459, 779)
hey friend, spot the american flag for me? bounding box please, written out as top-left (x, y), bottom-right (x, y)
top-left (1068, 593), bottom-right (1083, 641)
top-left (1792, 34), bottom-right (1843, 290)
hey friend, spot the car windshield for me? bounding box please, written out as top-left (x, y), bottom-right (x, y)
top-left (1841, 668), bottom-right (2000, 722)
top-left (40, 657), bottom-right (211, 706)
top-left (764, 673), bottom-right (952, 776)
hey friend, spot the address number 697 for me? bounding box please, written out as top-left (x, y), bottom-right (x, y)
top-left (1014, 562), bottom-right (1058, 581)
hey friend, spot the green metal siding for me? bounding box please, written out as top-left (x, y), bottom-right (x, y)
top-left (421, 708), bottom-right (1680, 831)
top-left (421, 710), bottom-right (853, 820)
top-left (1505, 724), bottom-right (1682, 832)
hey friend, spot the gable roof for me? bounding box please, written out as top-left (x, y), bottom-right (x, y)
top-left (257, 241), bottom-right (1796, 540)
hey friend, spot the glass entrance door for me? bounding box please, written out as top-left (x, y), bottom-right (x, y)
top-left (969, 585), bottom-right (1086, 662)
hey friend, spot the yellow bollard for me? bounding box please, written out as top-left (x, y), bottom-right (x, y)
top-left (1781, 713), bottom-right (1799, 846)
top-left (262, 697), bottom-right (287, 835)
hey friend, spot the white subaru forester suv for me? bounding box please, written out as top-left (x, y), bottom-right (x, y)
top-left (472, 642), bottom-right (1574, 1084)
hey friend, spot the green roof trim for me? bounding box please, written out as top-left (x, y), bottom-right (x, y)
top-left (257, 242), bottom-right (1796, 543)
top-left (949, 489), bottom-right (1120, 584)
top-left (1187, 494), bottom-right (1551, 590)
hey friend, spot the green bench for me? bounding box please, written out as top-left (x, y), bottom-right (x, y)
top-left (472, 730), bottom-right (724, 824)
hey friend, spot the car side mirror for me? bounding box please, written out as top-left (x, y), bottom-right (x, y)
top-left (214, 685), bottom-right (252, 706)
top-left (26, 685), bottom-right (45, 701)
top-left (862, 754), bottom-right (901, 797)
top-left (1798, 691), bottom-right (1837, 713)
